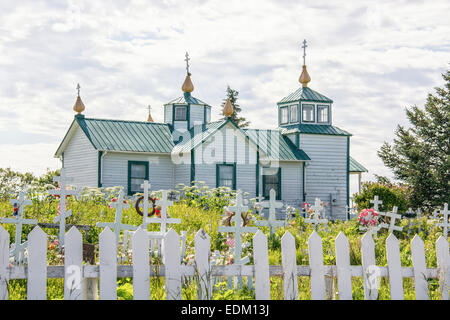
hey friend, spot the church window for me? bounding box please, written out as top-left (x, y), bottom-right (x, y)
top-left (302, 104), bottom-right (314, 122)
top-left (290, 105), bottom-right (298, 123)
top-left (174, 106), bottom-right (187, 121)
top-left (127, 161), bottom-right (149, 195)
top-left (317, 105), bottom-right (329, 123)
top-left (216, 164), bottom-right (236, 189)
top-left (280, 107), bottom-right (288, 124)
top-left (205, 107), bottom-right (211, 123)
top-left (263, 168), bottom-right (281, 200)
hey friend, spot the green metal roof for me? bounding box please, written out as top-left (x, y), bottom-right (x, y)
top-left (175, 119), bottom-right (310, 161)
top-left (278, 86), bottom-right (333, 104)
top-left (281, 123), bottom-right (352, 136)
top-left (350, 157), bottom-right (368, 173)
top-left (75, 115), bottom-right (174, 153)
top-left (165, 92), bottom-right (210, 106)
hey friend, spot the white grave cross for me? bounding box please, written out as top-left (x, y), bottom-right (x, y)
top-left (255, 189), bottom-right (286, 236)
top-left (305, 198), bottom-right (328, 230)
top-left (379, 206), bottom-right (403, 233)
top-left (370, 195), bottom-right (383, 212)
top-left (437, 203), bottom-right (449, 238)
top-left (139, 180), bottom-right (151, 229)
top-left (1, 191), bottom-right (37, 264)
top-left (146, 190), bottom-right (181, 234)
top-left (48, 169), bottom-right (80, 249)
top-left (97, 189), bottom-right (137, 245)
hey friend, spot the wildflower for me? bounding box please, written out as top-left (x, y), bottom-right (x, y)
top-left (49, 243), bottom-right (55, 250)
top-left (54, 239), bottom-right (59, 246)
top-left (225, 236), bottom-right (235, 248)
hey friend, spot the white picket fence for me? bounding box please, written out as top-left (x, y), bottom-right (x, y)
top-left (0, 225), bottom-right (448, 300)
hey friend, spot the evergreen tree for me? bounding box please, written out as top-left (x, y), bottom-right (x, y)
top-left (220, 86), bottom-right (250, 128)
top-left (377, 69), bottom-right (450, 208)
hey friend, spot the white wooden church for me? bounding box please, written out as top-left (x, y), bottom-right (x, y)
top-left (55, 47), bottom-right (367, 219)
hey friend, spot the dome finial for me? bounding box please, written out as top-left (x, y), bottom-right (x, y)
top-left (73, 83), bottom-right (85, 114)
top-left (147, 105), bottom-right (154, 122)
top-left (223, 98), bottom-right (234, 117)
top-left (298, 39), bottom-right (311, 87)
top-left (182, 52), bottom-right (194, 93)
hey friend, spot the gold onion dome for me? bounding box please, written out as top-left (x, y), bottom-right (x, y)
top-left (181, 72), bottom-right (194, 93)
top-left (299, 65), bottom-right (311, 87)
top-left (223, 98), bottom-right (234, 117)
top-left (73, 95), bottom-right (85, 114)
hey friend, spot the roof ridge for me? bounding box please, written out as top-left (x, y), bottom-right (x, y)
top-left (83, 117), bottom-right (169, 125)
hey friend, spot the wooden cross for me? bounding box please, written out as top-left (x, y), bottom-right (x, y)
top-left (1, 191), bottom-right (37, 264)
top-left (437, 203), bottom-right (449, 238)
top-left (218, 190), bottom-right (258, 266)
top-left (379, 206), bottom-right (403, 234)
top-left (97, 189), bottom-right (137, 246)
top-left (139, 180), bottom-right (151, 229)
top-left (254, 194), bottom-right (265, 217)
top-left (48, 169), bottom-right (80, 249)
top-left (146, 190), bottom-right (181, 234)
top-left (305, 198), bottom-right (328, 231)
top-left (255, 189), bottom-right (285, 236)
top-left (370, 195), bottom-right (383, 212)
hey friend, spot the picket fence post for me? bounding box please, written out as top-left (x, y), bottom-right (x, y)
top-left (361, 232), bottom-right (378, 300)
top-left (27, 226), bottom-right (47, 300)
top-left (0, 225), bottom-right (9, 300)
top-left (64, 226), bottom-right (83, 300)
top-left (164, 228), bottom-right (181, 300)
top-left (386, 233), bottom-right (403, 299)
top-left (194, 228), bottom-right (211, 300)
top-left (436, 236), bottom-right (449, 300)
top-left (99, 227), bottom-right (117, 300)
top-left (411, 235), bottom-right (429, 300)
top-left (132, 228), bottom-right (150, 300)
top-left (308, 231), bottom-right (326, 300)
top-left (335, 232), bottom-right (352, 300)
top-left (281, 231), bottom-right (298, 300)
top-left (253, 230), bottom-right (270, 300)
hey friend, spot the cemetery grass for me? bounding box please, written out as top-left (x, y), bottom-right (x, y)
top-left (0, 196), bottom-right (446, 300)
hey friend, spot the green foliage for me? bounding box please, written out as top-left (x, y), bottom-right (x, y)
top-left (378, 69), bottom-right (450, 208)
top-left (219, 86), bottom-right (250, 128)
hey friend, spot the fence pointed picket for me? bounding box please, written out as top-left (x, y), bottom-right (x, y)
top-left (27, 226), bottom-right (47, 300)
top-left (253, 230), bottom-right (270, 300)
top-left (194, 228), bottom-right (211, 300)
top-left (386, 233), bottom-right (403, 300)
top-left (334, 232), bottom-right (352, 300)
top-left (64, 226), bottom-right (83, 300)
top-left (411, 235), bottom-right (428, 300)
top-left (361, 232), bottom-right (378, 300)
top-left (132, 228), bottom-right (150, 300)
top-left (436, 236), bottom-right (449, 300)
top-left (164, 228), bottom-right (181, 300)
top-left (0, 225), bottom-right (9, 300)
top-left (308, 231), bottom-right (326, 300)
top-left (99, 227), bottom-right (117, 300)
top-left (281, 231), bottom-right (298, 300)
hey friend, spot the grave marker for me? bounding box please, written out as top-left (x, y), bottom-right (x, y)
top-left (255, 189), bottom-right (286, 236)
top-left (305, 198), bottom-right (328, 231)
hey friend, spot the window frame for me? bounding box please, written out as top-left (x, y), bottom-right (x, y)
top-left (290, 104), bottom-right (299, 123)
top-left (302, 104), bottom-right (315, 123)
top-left (205, 106), bottom-right (211, 123)
top-left (262, 167), bottom-right (281, 200)
top-left (317, 105), bottom-right (330, 123)
top-left (127, 160), bottom-right (149, 195)
top-left (280, 106), bottom-right (289, 125)
top-left (174, 105), bottom-right (187, 121)
top-left (216, 163), bottom-right (236, 190)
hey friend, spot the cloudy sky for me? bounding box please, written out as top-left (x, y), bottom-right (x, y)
top-left (0, 0), bottom-right (449, 189)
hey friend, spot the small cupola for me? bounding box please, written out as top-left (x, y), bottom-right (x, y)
top-left (223, 98), bottom-right (234, 117)
top-left (73, 83), bottom-right (85, 115)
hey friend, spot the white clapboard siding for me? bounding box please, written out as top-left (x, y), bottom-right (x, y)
top-left (308, 231), bottom-right (326, 300)
top-left (164, 228), bottom-right (181, 300)
top-left (164, 105), bottom-right (172, 124)
top-left (386, 233), bottom-right (403, 300)
top-left (411, 235), bottom-right (429, 300)
top-left (190, 105), bottom-right (205, 129)
top-left (253, 230), bottom-right (270, 300)
top-left (334, 232), bottom-right (352, 300)
top-left (132, 228), bottom-right (150, 300)
top-left (64, 227), bottom-right (83, 300)
top-left (194, 228), bottom-right (211, 300)
top-left (0, 225), bottom-right (9, 300)
top-left (361, 232), bottom-right (377, 300)
top-left (281, 231), bottom-right (298, 300)
top-left (27, 226), bottom-right (47, 300)
top-left (99, 227), bottom-right (117, 300)
top-left (436, 236), bottom-right (449, 300)
top-left (280, 162), bottom-right (303, 205)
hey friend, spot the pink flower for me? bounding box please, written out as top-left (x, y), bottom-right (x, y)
top-left (53, 239), bottom-right (59, 246)
top-left (225, 236), bottom-right (235, 248)
top-left (358, 208), bottom-right (379, 227)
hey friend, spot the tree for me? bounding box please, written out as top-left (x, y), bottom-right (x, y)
top-left (378, 69), bottom-right (450, 208)
top-left (220, 86), bottom-right (250, 128)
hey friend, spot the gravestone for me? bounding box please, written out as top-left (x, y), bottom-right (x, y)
top-left (255, 189), bottom-right (286, 236)
top-left (305, 198), bottom-right (328, 231)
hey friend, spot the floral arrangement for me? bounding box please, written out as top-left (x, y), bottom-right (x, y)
top-left (357, 208), bottom-right (380, 229)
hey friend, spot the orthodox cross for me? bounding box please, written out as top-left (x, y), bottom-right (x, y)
top-left (48, 168), bottom-right (80, 249)
top-left (302, 39), bottom-right (307, 65)
top-left (404, 208), bottom-right (418, 237)
top-left (139, 180), bottom-right (151, 229)
top-left (97, 189), bottom-right (137, 246)
top-left (255, 189), bottom-right (285, 236)
top-left (76, 83), bottom-right (81, 96)
top-left (379, 206), bottom-right (403, 234)
top-left (305, 198), bottom-right (328, 231)
top-left (185, 52), bottom-right (190, 74)
top-left (437, 203), bottom-right (449, 238)
top-left (370, 195), bottom-right (383, 212)
top-left (146, 190), bottom-right (181, 234)
top-left (1, 191), bottom-right (37, 264)
top-left (218, 190), bottom-right (258, 266)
